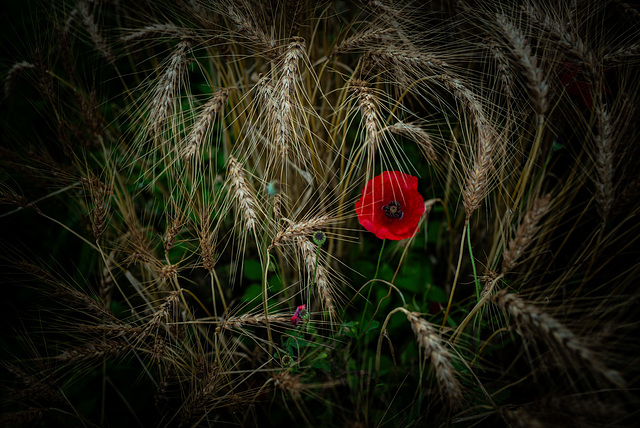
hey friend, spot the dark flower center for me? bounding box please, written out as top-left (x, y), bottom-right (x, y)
top-left (382, 200), bottom-right (403, 219)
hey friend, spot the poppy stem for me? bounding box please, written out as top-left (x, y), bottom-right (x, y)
top-left (360, 239), bottom-right (386, 334)
top-left (441, 223), bottom-right (467, 330)
top-left (374, 238), bottom-right (386, 280)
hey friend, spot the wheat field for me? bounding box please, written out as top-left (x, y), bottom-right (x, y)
top-left (1, 0), bottom-right (639, 426)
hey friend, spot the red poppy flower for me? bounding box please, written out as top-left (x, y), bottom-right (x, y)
top-left (355, 171), bottom-right (425, 240)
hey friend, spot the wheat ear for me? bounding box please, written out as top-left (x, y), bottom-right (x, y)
top-left (387, 121), bottom-right (437, 162)
top-left (401, 309), bottom-right (464, 410)
top-left (55, 340), bottom-right (131, 363)
top-left (227, 4), bottom-right (278, 58)
top-left (296, 237), bottom-right (335, 316)
top-left (274, 36), bottom-right (305, 163)
top-left (183, 88), bottom-right (229, 160)
top-left (216, 313), bottom-right (291, 332)
top-left (226, 155), bottom-right (258, 231)
top-left (143, 290), bottom-right (181, 337)
top-left (121, 23), bottom-right (196, 42)
top-left (4, 61), bottom-right (35, 99)
top-left (496, 14), bottom-right (548, 123)
top-left (83, 176), bottom-right (111, 241)
top-left (332, 27), bottom-right (393, 56)
top-left (593, 105), bottom-right (615, 221)
top-left (491, 290), bottom-right (625, 388)
top-left (502, 194), bottom-right (551, 273)
top-left (270, 216), bottom-right (331, 248)
top-left (522, 5), bottom-right (596, 73)
top-left (350, 79), bottom-right (380, 156)
top-left (485, 37), bottom-right (514, 98)
top-left (77, 2), bottom-right (115, 66)
top-left (148, 39), bottom-right (192, 138)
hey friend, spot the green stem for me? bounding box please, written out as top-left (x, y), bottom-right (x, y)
top-left (467, 222), bottom-right (480, 302)
top-left (373, 239), bottom-right (386, 280)
top-left (360, 239), bottom-right (386, 334)
top-left (308, 243), bottom-right (321, 311)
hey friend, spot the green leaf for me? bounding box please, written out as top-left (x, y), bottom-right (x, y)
top-left (427, 221), bottom-right (441, 243)
top-left (365, 320), bottom-right (380, 335)
top-left (242, 283), bottom-right (262, 303)
top-left (340, 321), bottom-right (359, 338)
top-left (268, 275), bottom-right (283, 292)
top-left (284, 335), bottom-right (317, 356)
top-left (340, 320), bottom-right (379, 337)
top-left (425, 284), bottom-right (448, 303)
top-left (243, 259), bottom-right (262, 281)
top-left (395, 261), bottom-right (432, 293)
top-left (312, 353), bottom-right (331, 371)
